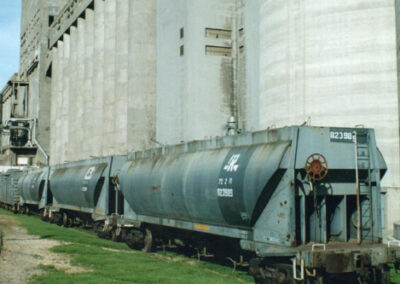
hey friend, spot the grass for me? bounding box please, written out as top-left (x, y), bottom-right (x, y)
top-left (392, 268), bottom-right (400, 284)
top-left (1, 208), bottom-right (400, 283)
top-left (0, 209), bottom-right (252, 284)
top-left (34, 244), bottom-right (252, 284)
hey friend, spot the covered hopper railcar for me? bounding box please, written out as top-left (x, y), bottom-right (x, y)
top-left (46, 155), bottom-right (127, 227)
top-left (107, 126), bottom-right (400, 283)
top-left (0, 126), bottom-right (399, 283)
top-left (18, 167), bottom-right (49, 214)
top-left (0, 169), bottom-right (24, 212)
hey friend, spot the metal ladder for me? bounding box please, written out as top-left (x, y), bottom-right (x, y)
top-left (355, 132), bottom-right (373, 240)
top-left (11, 176), bottom-right (20, 204)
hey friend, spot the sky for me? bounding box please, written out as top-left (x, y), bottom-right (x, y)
top-left (0, 0), bottom-right (21, 89)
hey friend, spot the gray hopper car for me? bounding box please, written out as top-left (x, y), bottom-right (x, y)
top-left (0, 125), bottom-right (399, 283)
top-left (0, 170), bottom-right (23, 212)
top-left (48, 155), bottom-right (127, 226)
top-left (18, 167), bottom-right (49, 212)
top-left (112, 126), bottom-right (400, 283)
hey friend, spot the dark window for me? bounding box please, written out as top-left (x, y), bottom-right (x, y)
top-left (239, 28), bottom-right (244, 37)
top-left (48, 15), bottom-right (54, 26)
top-left (180, 45), bottom-right (184, 56)
top-left (205, 28), bottom-right (231, 39)
top-left (180, 27), bottom-right (184, 39)
top-left (205, 45), bottom-right (232, 57)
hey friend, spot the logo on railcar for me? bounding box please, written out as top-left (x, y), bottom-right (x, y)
top-left (84, 167), bottom-right (96, 180)
top-left (218, 154), bottom-right (240, 198)
top-left (223, 154), bottom-right (240, 172)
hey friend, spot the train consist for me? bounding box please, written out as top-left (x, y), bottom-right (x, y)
top-left (0, 126), bottom-right (399, 283)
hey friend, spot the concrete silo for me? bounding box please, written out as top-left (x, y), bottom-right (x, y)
top-left (48, 0), bottom-right (157, 164)
top-left (242, 0), bottom-right (399, 236)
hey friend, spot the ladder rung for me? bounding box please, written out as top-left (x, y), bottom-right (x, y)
top-left (357, 144), bottom-right (368, 147)
top-left (357, 153), bottom-right (369, 158)
top-left (358, 156), bottom-right (369, 159)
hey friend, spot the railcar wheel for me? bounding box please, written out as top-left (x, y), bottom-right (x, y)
top-left (51, 213), bottom-right (62, 225)
top-left (94, 222), bottom-right (102, 232)
top-left (306, 276), bottom-right (324, 284)
top-left (111, 230), bottom-right (121, 242)
top-left (40, 209), bottom-right (48, 221)
top-left (49, 213), bottom-right (55, 223)
top-left (95, 222), bottom-right (108, 238)
top-left (56, 215), bottom-right (63, 226)
top-left (62, 213), bottom-right (70, 227)
top-left (125, 230), bottom-right (143, 249)
top-left (125, 228), bottom-right (153, 252)
top-left (373, 265), bottom-right (390, 284)
top-left (142, 229), bottom-right (153, 253)
top-left (250, 258), bottom-right (291, 284)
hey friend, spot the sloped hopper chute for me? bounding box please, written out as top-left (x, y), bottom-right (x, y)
top-left (20, 170), bottom-right (46, 205)
top-left (120, 141), bottom-right (290, 228)
top-left (50, 163), bottom-right (107, 209)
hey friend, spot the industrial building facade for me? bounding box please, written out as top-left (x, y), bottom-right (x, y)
top-left (0, 0), bottom-right (399, 236)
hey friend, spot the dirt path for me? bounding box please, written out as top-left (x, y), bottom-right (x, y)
top-left (0, 214), bottom-right (87, 284)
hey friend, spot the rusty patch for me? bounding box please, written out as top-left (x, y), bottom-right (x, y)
top-left (149, 185), bottom-right (160, 190)
top-left (321, 253), bottom-right (355, 273)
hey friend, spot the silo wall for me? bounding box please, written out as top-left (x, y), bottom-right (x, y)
top-left (49, 0), bottom-right (157, 164)
top-left (242, 0), bottom-right (400, 237)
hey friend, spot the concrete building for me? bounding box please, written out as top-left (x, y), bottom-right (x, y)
top-left (0, 0), bottom-right (68, 166)
top-left (20, 0), bottom-right (69, 165)
top-left (48, 0), bottom-right (156, 164)
top-left (156, 0), bottom-right (237, 144)
top-left (0, 74), bottom-right (31, 166)
top-left (0, 0), bottom-right (399, 235)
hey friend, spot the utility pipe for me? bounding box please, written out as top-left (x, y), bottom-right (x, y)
top-left (354, 131), bottom-right (361, 244)
top-left (32, 119), bottom-right (49, 166)
top-left (3, 118), bottom-right (35, 126)
top-left (229, 0), bottom-right (240, 133)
